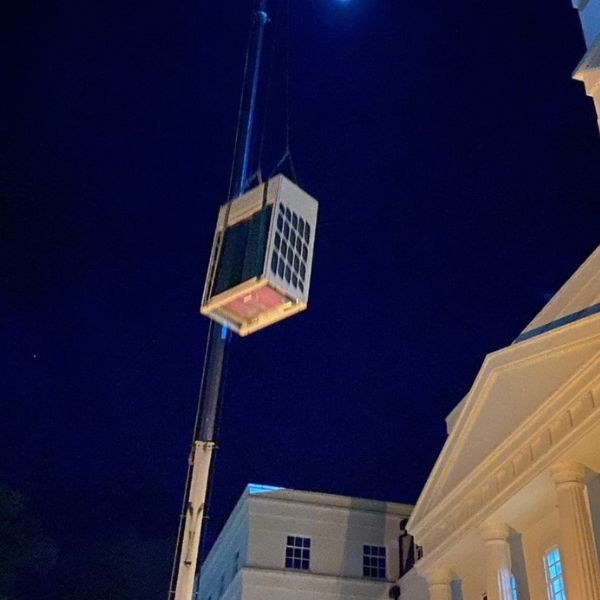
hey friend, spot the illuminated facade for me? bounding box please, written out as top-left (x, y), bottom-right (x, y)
top-left (402, 244), bottom-right (600, 600)
top-left (572, 0), bottom-right (600, 131)
top-left (194, 484), bottom-right (411, 600)
top-left (195, 242), bottom-right (600, 600)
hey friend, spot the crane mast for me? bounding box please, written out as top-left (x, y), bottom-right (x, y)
top-left (170, 3), bottom-right (269, 600)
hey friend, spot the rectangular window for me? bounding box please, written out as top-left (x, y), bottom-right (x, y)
top-left (511, 574), bottom-right (518, 600)
top-left (544, 547), bottom-right (566, 600)
top-left (232, 550), bottom-right (240, 579)
top-left (363, 545), bottom-right (386, 579)
top-left (285, 535), bottom-right (310, 570)
top-left (483, 575), bottom-right (517, 600)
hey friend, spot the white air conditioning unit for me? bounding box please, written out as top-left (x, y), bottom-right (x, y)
top-left (200, 174), bottom-right (318, 336)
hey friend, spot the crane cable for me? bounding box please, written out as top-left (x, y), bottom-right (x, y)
top-left (252, 0), bottom-right (298, 187)
top-left (254, 0), bottom-right (281, 185)
top-left (269, 0), bottom-right (299, 185)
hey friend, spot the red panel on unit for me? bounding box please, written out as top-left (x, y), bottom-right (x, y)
top-left (223, 287), bottom-right (286, 320)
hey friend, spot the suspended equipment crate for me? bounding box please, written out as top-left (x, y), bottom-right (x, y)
top-left (201, 174), bottom-right (318, 336)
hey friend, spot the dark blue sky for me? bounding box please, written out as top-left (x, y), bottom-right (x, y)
top-left (2, 0), bottom-right (600, 594)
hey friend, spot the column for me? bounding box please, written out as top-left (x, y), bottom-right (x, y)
top-left (426, 567), bottom-right (453, 600)
top-left (550, 461), bottom-right (600, 600)
top-left (479, 521), bottom-right (514, 600)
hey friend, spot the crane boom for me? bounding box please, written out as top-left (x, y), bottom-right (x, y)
top-left (169, 4), bottom-right (269, 600)
top-left (174, 441), bottom-right (215, 600)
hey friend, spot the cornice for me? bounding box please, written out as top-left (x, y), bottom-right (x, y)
top-left (249, 492), bottom-right (412, 518)
top-left (572, 0), bottom-right (592, 13)
top-left (413, 378), bottom-right (600, 564)
top-left (410, 318), bottom-right (600, 528)
top-left (573, 35), bottom-right (600, 81)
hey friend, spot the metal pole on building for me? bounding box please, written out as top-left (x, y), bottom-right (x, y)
top-left (169, 3), bottom-right (269, 600)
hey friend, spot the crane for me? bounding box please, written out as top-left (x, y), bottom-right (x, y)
top-left (168, 3), bottom-right (270, 600)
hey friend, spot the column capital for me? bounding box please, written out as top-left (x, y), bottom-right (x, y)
top-left (550, 461), bottom-right (588, 487)
top-left (479, 520), bottom-right (511, 543)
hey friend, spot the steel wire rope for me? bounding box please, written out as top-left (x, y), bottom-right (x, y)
top-left (252, 0), bottom-right (281, 186)
top-left (226, 15), bottom-right (257, 203)
top-left (269, 0), bottom-right (299, 184)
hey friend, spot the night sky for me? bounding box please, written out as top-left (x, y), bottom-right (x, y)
top-left (3, 0), bottom-right (600, 597)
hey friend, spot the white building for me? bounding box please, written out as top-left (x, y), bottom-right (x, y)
top-left (195, 484), bottom-right (412, 600)
top-left (572, 0), bottom-right (600, 130)
top-left (401, 244), bottom-right (600, 600)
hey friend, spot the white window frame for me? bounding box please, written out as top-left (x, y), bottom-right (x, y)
top-left (544, 546), bottom-right (566, 600)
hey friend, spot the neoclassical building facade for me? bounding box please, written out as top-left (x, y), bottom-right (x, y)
top-left (402, 244), bottom-right (600, 600)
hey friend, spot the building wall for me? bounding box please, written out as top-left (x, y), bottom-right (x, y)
top-left (519, 506), bottom-right (560, 600)
top-left (197, 486), bottom-right (412, 600)
top-left (246, 492), bottom-right (405, 579)
top-left (195, 493), bottom-right (249, 600)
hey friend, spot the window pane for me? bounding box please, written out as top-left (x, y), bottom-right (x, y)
top-left (544, 547), bottom-right (566, 600)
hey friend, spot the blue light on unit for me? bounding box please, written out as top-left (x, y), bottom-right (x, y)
top-left (220, 325), bottom-right (227, 340)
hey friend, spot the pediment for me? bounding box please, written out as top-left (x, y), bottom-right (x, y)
top-left (410, 317), bottom-right (600, 528)
top-left (519, 244), bottom-right (600, 338)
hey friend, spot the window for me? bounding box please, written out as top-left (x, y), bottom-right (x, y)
top-left (232, 550), bottom-right (240, 579)
top-left (363, 545), bottom-right (386, 579)
top-left (544, 547), bottom-right (566, 600)
top-left (285, 535), bottom-right (310, 570)
top-left (482, 575), bottom-right (517, 600)
top-left (511, 574), bottom-right (518, 600)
